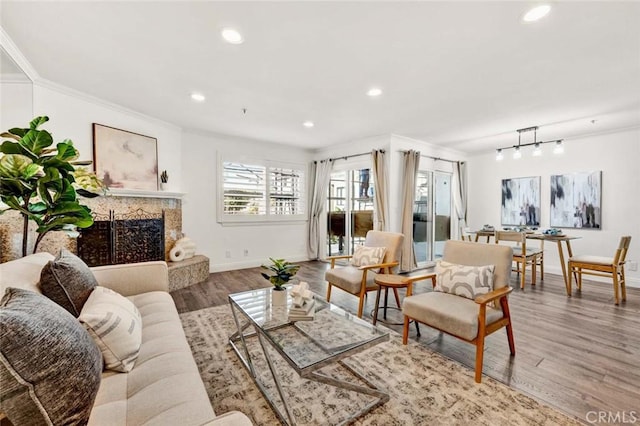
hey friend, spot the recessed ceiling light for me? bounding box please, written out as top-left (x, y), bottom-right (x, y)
top-left (523, 5), bottom-right (551, 22)
top-left (221, 28), bottom-right (244, 44)
top-left (367, 87), bottom-right (382, 97)
top-left (303, 121), bottom-right (314, 128)
top-left (190, 92), bottom-right (205, 102)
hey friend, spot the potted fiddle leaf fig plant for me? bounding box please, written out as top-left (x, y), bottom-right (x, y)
top-left (0, 116), bottom-right (107, 257)
top-left (261, 258), bottom-right (300, 305)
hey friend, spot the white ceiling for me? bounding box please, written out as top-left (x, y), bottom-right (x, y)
top-left (1, 1), bottom-right (639, 153)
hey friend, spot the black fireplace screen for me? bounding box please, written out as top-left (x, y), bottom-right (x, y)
top-left (78, 209), bottom-right (165, 267)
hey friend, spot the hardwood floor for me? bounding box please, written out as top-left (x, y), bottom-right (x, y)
top-left (172, 261), bottom-right (640, 424)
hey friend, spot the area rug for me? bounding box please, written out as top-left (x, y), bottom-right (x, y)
top-left (180, 305), bottom-right (581, 425)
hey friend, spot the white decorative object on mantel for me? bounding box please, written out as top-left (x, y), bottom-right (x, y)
top-left (169, 236), bottom-right (197, 262)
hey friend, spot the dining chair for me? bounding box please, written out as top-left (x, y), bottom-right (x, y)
top-left (325, 230), bottom-right (404, 318)
top-left (494, 231), bottom-right (543, 289)
top-left (568, 236), bottom-right (632, 305)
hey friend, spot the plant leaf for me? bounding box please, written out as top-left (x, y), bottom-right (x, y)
top-left (29, 116), bottom-right (49, 130)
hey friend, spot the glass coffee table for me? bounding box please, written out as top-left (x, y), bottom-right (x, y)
top-left (229, 287), bottom-right (390, 425)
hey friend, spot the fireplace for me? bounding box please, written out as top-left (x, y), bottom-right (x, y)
top-left (78, 209), bottom-right (165, 267)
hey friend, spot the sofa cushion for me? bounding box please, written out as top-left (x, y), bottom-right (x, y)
top-left (350, 245), bottom-right (386, 267)
top-left (80, 286), bottom-right (143, 373)
top-left (0, 287), bottom-right (103, 425)
top-left (88, 291), bottom-right (216, 426)
top-left (0, 252), bottom-right (54, 295)
top-left (39, 249), bottom-right (98, 316)
top-left (325, 265), bottom-right (378, 294)
top-left (435, 260), bottom-right (495, 300)
top-left (403, 291), bottom-right (504, 341)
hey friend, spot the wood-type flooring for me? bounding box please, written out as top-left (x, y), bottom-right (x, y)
top-left (172, 261), bottom-right (640, 424)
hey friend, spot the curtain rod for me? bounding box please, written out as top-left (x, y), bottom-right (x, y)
top-left (399, 150), bottom-right (459, 164)
top-left (326, 149), bottom-right (385, 162)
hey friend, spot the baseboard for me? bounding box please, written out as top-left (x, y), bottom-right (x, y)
top-left (210, 255), bottom-right (310, 273)
top-left (543, 265), bottom-right (640, 288)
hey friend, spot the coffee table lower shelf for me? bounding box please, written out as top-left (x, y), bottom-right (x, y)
top-left (229, 315), bottom-right (389, 425)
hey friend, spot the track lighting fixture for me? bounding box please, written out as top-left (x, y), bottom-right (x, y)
top-left (495, 126), bottom-right (564, 161)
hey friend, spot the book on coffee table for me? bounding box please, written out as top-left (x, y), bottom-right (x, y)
top-left (288, 299), bottom-right (315, 322)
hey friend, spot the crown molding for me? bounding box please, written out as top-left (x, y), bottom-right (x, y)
top-left (0, 26), bottom-right (39, 81)
top-left (32, 78), bottom-right (182, 131)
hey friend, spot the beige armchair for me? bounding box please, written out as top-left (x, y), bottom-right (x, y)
top-left (325, 230), bottom-right (404, 318)
top-left (402, 240), bottom-right (515, 383)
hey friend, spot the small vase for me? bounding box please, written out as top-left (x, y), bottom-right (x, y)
top-left (271, 288), bottom-right (288, 306)
top-left (160, 182), bottom-right (167, 191)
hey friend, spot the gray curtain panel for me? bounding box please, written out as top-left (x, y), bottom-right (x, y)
top-left (400, 150), bottom-right (420, 271)
top-left (371, 150), bottom-right (388, 231)
top-left (307, 159), bottom-right (333, 259)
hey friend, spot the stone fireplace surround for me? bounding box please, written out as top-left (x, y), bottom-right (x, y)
top-left (0, 191), bottom-right (182, 264)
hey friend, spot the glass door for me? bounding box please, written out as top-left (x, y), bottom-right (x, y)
top-left (413, 170), bottom-right (452, 267)
top-left (327, 168), bottom-right (374, 256)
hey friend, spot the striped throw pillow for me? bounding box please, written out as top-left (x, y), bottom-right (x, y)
top-left (79, 286), bottom-right (142, 373)
top-left (435, 261), bottom-right (495, 300)
top-left (351, 245), bottom-right (386, 267)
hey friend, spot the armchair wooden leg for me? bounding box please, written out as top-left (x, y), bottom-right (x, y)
top-left (402, 316), bottom-right (410, 345)
top-left (474, 333), bottom-right (485, 383)
top-left (500, 297), bottom-right (516, 355)
top-left (326, 283), bottom-right (332, 302)
top-left (357, 292), bottom-right (366, 318)
top-left (520, 260), bottom-right (526, 290)
top-left (621, 267), bottom-right (627, 301)
top-left (532, 260), bottom-right (537, 285)
top-left (613, 270), bottom-right (620, 305)
top-left (577, 267), bottom-right (582, 291)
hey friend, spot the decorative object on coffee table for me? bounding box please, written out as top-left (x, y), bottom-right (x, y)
top-left (261, 258), bottom-right (300, 305)
top-left (0, 116), bottom-right (106, 257)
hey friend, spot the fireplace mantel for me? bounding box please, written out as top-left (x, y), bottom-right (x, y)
top-left (107, 189), bottom-right (185, 199)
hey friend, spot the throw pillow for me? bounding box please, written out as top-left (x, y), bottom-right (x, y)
top-left (39, 249), bottom-right (98, 317)
top-left (0, 288), bottom-right (103, 426)
top-left (79, 286), bottom-right (143, 373)
top-left (435, 261), bottom-right (495, 300)
top-left (351, 245), bottom-right (386, 267)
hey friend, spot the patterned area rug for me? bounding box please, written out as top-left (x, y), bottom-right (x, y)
top-left (180, 305), bottom-right (581, 425)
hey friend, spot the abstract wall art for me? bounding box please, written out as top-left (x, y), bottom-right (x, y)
top-left (501, 176), bottom-right (541, 226)
top-left (93, 123), bottom-right (158, 191)
top-left (550, 171), bottom-right (602, 229)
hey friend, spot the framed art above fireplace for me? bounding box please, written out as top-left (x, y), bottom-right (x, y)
top-left (93, 123), bottom-right (158, 191)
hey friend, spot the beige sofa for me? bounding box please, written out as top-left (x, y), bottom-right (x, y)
top-left (0, 253), bottom-right (251, 426)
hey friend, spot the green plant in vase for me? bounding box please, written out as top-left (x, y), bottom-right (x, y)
top-left (0, 116), bottom-right (107, 256)
top-left (261, 257), bottom-right (300, 291)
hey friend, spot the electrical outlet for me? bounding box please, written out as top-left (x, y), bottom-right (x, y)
top-left (628, 261), bottom-right (638, 272)
top-left (244, 249), bottom-right (249, 257)
top-left (225, 250), bottom-right (231, 258)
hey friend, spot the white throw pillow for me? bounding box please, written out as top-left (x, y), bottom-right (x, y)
top-left (351, 245), bottom-right (386, 267)
top-left (435, 261), bottom-right (495, 300)
top-left (79, 286), bottom-right (142, 373)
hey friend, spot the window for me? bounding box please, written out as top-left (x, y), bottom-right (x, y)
top-left (220, 159), bottom-right (305, 222)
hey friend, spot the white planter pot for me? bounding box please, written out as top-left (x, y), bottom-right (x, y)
top-left (271, 288), bottom-right (288, 306)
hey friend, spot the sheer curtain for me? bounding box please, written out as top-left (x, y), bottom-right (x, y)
top-left (371, 150), bottom-right (388, 231)
top-left (400, 150), bottom-right (420, 271)
top-left (307, 159), bottom-right (333, 259)
top-left (452, 161), bottom-right (468, 240)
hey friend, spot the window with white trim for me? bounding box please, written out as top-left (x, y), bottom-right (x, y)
top-left (220, 159), bottom-right (305, 222)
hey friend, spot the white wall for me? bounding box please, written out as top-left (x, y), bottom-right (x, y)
top-left (467, 127), bottom-right (640, 286)
top-left (0, 81), bottom-right (32, 131)
top-left (181, 130), bottom-right (313, 272)
top-left (32, 82), bottom-right (182, 190)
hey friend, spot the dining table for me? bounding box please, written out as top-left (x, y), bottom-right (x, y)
top-left (471, 230), bottom-right (581, 295)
